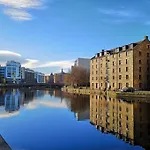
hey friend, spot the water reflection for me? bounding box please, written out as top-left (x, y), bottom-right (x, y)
top-left (90, 94), bottom-right (150, 150)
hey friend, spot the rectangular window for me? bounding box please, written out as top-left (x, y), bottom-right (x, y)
top-left (113, 69), bottom-right (115, 73)
top-left (119, 60), bottom-right (121, 65)
top-left (126, 75), bottom-right (129, 79)
top-left (139, 83), bottom-right (142, 88)
top-left (126, 67), bottom-right (128, 72)
top-left (139, 60), bottom-right (141, 64)
top-left (147, 45), bottom-right (150, 49)
top-left (139, 51), bottom-right (142, 56)
top-left (126, 59), bottom-right (128, 64)
top-left (119, 75), bottom-right (122, 79)
top-left (126, 83), bottom-right (129, 87)
top-left (147, 53), bottom-right (149, 57)
top-left (113, 61), bottom-right (114, 66)
top-left (126, 52), bottom-right (128, 56)
top-left (139, 75), bottom-right (141, 80)
top-left (119, 83), bottom-right (122, 89)
top-left (113, 76), bottom-right (115, 80)
top-left (139, 67), bottom-right (141, 72)
top-left (113, 83), bottom-right (115, 87)
top-left (119, 68), bottom-right (121, 72)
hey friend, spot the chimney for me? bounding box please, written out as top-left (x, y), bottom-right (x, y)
top-left (144, 36), bottom-right (148, 40)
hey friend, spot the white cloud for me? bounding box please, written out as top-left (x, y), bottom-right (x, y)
top-left (25, 100), bottom-right (67, 110)
top-left (3, 9), bottom-right (32, 21)
top-left (0, 0), bottom-right (45, 21)
top-left (0, 50), bottom-right (73, 73)
top-left (0, 111), bottom-right (19, 118)
top-left (38, 60), bottom-right (74, 69)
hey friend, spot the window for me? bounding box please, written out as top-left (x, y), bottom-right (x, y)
top-left (126, 75), bottom-right (129, 79)
top-left (96, 65), bottom-right (97, 69)
top-left (119, 68), bottom-right (121, 72)
top-left (101, 76), bottom-right (103, 80)
top-left (147, 60), bottom-right (149, 65)
top-left (119, 60), bottom-right (121, 65)
top-left (119, 75), bottom-right (122, 79)
top-left (139, 75), bottom-right (141, 80)
top-left (113, 69), bottom-right (115, 73)
top-left (126, 83), bottom-right (129, 87)
top-left (96, 71), bottom-right (98, 74)
top-left (139, 83), bottom-right (142, 88)
top-left (92, 77), bottom-right (94, 80)
top-left (126, 107), bottom-right (129, 112)
top-left (119, 106), bottom-right (122, 111)
top-left (126, 67), bottom-right (128, 72)
top-left (113, 61), bottom-right (114, 66)
top-left (101, 83), bottom-right (103, 87)
top-left (147, 53), bottom-right (149, 57)
top-left (96, 77), bottom-right (98, 80)
top-left (113, 83), bottom-right (115, 87)
top-left (113, 76), bottom-right (115, 80)
top-left (119, 53), bottom-right (121, 57)
top-left (126, 59), bottom-right (128, 64)
top-left (126, 52), bottom-right (128, 56)
top-left (126, 116), bottom-right (129, 120)
top-left (147, 45), bottom-right (150, 49)
top-left (139, 60), bottom-right (141, 64)
top-left (96, 83), bottom-right (98, 89)
top-left (139, 51), bottom-right (142, 56)
top-left (119, 83), bottom-right (122, 89)
top-left (139, 67), bottom-right (141, 72)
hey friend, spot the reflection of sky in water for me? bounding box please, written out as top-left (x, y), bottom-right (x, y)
top-left (0, 89), bottom-right (143, 150)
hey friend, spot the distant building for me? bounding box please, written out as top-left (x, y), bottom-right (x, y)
top-left (74, 58), bottom-right (90, 70)
top-left (0, 66), bottom-right (6, 80)
top-left (4, 61), bottom-right (21, 84)
top-left (49, 73), bottom-right (54, 83)
top-left (21, 67), bottom-right (35, 84)
top-left (54, 69), bottom-right (65, 84)
top-left (34, 72), bottom-right (45, 83)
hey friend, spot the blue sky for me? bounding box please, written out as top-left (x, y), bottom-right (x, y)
top-left (0, 0), bottom-right (150, 74)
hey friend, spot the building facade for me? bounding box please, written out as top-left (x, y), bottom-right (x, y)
top-left (21, 67), bottom-right (35, 84)
top-left (54, 69), bottom-right (65, 84)
top-left (34, 72), bottom-right (45, 83)
top-left (74, 58), bottom-right (90, 70)
top-left (90, 36), bottom-right (150, 90)
top-left (0, 61), bottom-right (22, 84)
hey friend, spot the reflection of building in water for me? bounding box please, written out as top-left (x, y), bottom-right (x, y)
top-left (64, 93), bottom-right (90, 121)
top-left (53, 90), bottom-right (64, 100)
top-left (4, 89), bottom-right (20, 113)
top-left (90, 94), bottom-right (150, 149)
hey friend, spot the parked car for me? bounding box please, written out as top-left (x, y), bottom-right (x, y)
top-left (122, 87), bottom-right (135, 92)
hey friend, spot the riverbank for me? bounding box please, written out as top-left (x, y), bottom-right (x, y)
top-left (62, 87), bottom-right (150, 97)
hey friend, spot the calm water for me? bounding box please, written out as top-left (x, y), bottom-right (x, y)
top-left (0, 89), bottom-right (149, 150)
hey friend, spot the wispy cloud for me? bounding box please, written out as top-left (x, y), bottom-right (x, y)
top-left (25, 100), bottom-right (67, 110)
top-left (0, 0), bottom-right (45, 21)
top-left (3, 9), bottom-right (32, 21)
top-left (0, 50), bottom-right (74, 73)
top-left (98, 8), bottom-right (142, 24)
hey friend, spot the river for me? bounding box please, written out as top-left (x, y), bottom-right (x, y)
top-left (0, 88), bottom-right (148, 150)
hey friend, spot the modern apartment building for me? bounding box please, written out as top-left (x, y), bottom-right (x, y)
top-left (90, 36), bottom-right (150, 90)
top-left (21, 67), bottom-right (35, 84)
top-left (34, 72), bottom-right (45, 83)
top-left (0, 61), bottom-right (21, 83)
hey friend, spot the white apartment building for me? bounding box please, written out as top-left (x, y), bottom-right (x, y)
top-left (5, 61), bottom-right (21, 83)
top-left (34, 72), bottom-right (45, 83)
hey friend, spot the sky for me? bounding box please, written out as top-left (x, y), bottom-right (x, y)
top-left (0, 0), bottom-right (150, 74)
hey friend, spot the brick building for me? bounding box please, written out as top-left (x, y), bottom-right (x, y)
top-left (90, 36), bottom-right (150, 90)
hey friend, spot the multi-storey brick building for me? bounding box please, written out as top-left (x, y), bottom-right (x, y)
top-left (90, 36), bottom-right (150, 90)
